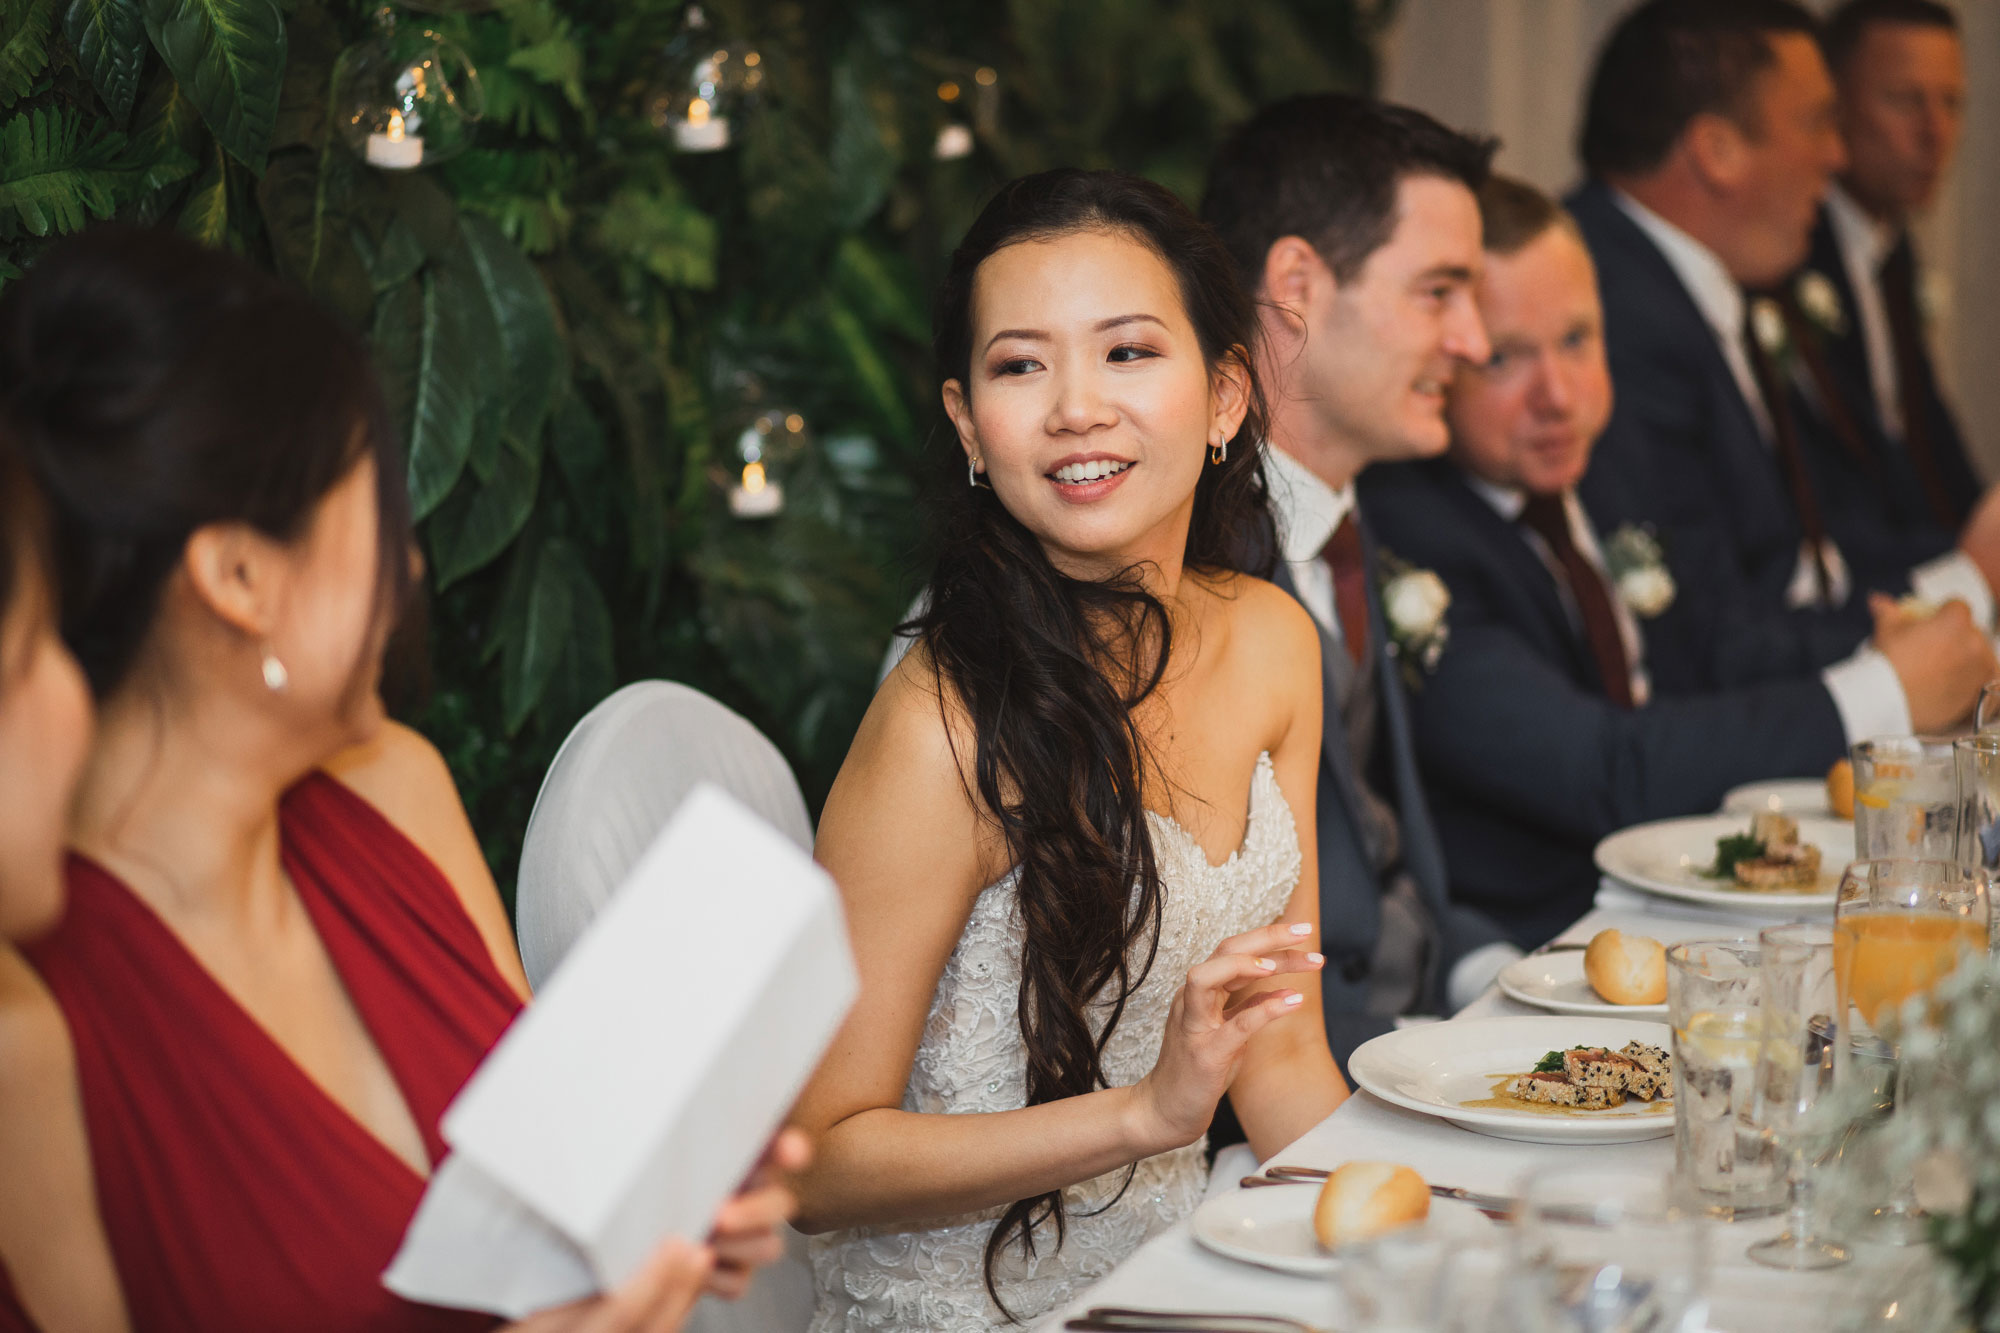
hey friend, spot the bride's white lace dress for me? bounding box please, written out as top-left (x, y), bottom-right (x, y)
top-left (809, 751), bottom-right (1301, 1331)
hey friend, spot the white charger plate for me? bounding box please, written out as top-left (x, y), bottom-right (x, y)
top-left (1594, 812), bottom-right (1849, 910)
top-left (1720, 778), bottom-right (1836, 820)
top-left (1495, 950), bottom-right (1667, 1018)
top-left (1346, 1015), bottom-right (1676, 1144)
top-left (1190, 1184), bottom-right (1493, 1276)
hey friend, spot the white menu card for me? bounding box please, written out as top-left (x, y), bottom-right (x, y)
top-left (384, 784), bottom-right (857, 1317)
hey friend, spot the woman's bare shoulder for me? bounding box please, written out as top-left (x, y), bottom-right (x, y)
top-left (1201, 570), bottom-right (1321, 666)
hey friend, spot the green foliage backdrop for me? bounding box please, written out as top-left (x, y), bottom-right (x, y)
top-left (0, 0), bottom-right (1392, 897)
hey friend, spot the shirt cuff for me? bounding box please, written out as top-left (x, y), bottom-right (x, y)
top-left (1911, 550), bottom-right (1996, 631)
top-left (1821, 646), bottom-right (1913, 746)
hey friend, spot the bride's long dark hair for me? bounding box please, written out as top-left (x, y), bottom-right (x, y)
top-left (910, 168), bottom-right (1276, 1315)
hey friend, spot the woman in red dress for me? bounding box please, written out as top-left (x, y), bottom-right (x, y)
top-left (0, 228), bottom-right (800, 1333)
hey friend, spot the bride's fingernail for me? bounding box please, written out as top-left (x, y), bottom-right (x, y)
top-left (1289, 923), bottom-right (1312, 936)
top-left (1257, 957), bottom-right (1276, 971)
top-left (1307, 952), bottom-right (1324, 965)
top-left (1282, 992), bottom-right (1305, 1006)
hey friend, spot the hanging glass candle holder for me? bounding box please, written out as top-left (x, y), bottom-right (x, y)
top-left (723, 408), bottom-right (810, 519)
top-left (333, 9), bottom-right (485, 171)
top-left (646, 5), bottom-right (763, 153)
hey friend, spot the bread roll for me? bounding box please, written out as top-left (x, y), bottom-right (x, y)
top-left (1312, 1161), bottom-right (1429, 1248)
top-left (1827, 758), bottom-right (1855, 821)
top-left (1583, 928), bottom-right (1667, 1005)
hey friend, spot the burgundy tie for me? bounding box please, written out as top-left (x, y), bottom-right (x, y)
top-left (1320, 512), bottom-right (1370, 669)
top-left (1741, 302), bottom-right (1835, 606)
top-left (1518, 493), bottom-right (1635, 708)
top-left (1880, 237), bottom-right (1962, 529)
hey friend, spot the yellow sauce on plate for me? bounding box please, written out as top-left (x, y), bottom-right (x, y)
top-left (1457, 1074), bottom-right (1673, 1116)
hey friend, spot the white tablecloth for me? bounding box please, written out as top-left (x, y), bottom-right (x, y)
top-left (1035, 883), bottom-right (1917, 1332)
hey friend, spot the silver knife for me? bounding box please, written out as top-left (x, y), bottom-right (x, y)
top-left (1250, 1165), bottom-right (1516, 1216)
top-left (1069, 1308), bottom-right (1327, 1333)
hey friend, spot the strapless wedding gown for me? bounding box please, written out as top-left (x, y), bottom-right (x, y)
top-left (809, 752), bottom-right (1301, 1331)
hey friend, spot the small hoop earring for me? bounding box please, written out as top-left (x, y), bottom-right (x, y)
top-left (261, 651), bottom-right (289, 693)
top-left (1209, 437), bottom-right (1228, 466)
top-left (968, 457), bottom-right (990, 490)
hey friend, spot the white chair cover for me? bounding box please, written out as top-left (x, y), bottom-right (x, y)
top-left (513, 679), bottom-right (818, 1333)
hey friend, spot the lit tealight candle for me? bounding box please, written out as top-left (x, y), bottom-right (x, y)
top-left (728, 460), bottom-right (783, 518)
top-left (934, 124), bottom-right (974, 160)
top-left (366, 110), bottom-right (425, 169)
top-left (673, 97), bottom-right (731, 151)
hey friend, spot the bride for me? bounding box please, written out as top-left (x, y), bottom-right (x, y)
top-left (793, 169), bottom-right (1348, 1330)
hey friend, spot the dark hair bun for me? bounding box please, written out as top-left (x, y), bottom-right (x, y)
top-left (0, 225), bottom-right (413, 697)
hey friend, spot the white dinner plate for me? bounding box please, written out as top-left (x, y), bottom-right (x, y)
top-left (1495, 951), bottom-right (1667, 1019)
top-left (1720, 778), bottom-right (1836, 820)
top-left (1190, 1184), bottom-right (1494, 1276)
top-left (1594, 812), bottom-right (1849, 910)
top-left (1346, 1015), bottom-right (1676, 1144)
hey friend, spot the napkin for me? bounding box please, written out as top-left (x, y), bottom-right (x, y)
top-left (383, 784), bottom-right (858, 1317)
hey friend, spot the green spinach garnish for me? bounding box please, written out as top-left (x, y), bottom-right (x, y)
top-left (1707, 832), bottom-right (1765, 879)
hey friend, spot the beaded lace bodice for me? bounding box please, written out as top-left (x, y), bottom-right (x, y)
top-left (809, 752), bottom-right (1301, 1332)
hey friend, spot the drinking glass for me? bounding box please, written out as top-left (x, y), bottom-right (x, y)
top-left (1831, 858), bottom-right (1990, 1242)
top-left (1975, 679), bottom-right (2000, 734)
top-left (1747, 922), bottom-right (1849, 1270)
top-left (1666, 938), bottom-right (1780, 1219)
top-left (1954, 733), bottom-right (2000, 952)
top-left (1508, 1166), bottom-right (1709, 1333)
top-left (1851, 736), bottom-right (1958, 860)
top-left (1328, 1222), bottom-right (1513, 1333)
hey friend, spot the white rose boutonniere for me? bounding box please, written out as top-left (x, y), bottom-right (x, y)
top-left (1378, 551), bottom-right (1450, 688)
top-left (1793, 270), bottom-right (1847, 337)
top-left (1602, 524), bottom-right (1676, 618)
top-left (1750, 297), bottom-right (1790, 361)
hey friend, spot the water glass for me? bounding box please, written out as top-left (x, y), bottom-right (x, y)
top-left (1976, 679), bottom-right (2000, 733)
top-left (1851, 736), bottom-right (1957, 860)
top-left (1508, 1166), bottom-right (1709, 1333)
top-left (1748, 922), bottom-right (1849, 1270)
top-left (1328, 1222), bottom-right (1513, 1333)
top-left (1665, 938), bottom-right (1780, 1218)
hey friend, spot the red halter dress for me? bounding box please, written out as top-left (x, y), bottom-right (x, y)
top-left (6, 771), bottom-right (522, 1332)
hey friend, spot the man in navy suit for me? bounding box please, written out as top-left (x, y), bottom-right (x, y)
top-left (1364, 175), bottom-right (1995, 948)
top-left (1200, 96), bottom-right (1514, 1065)
top-left (1566, 0), bottom-right (2000, 699)
top-left (1784, 1), bottom-right (1982, 568)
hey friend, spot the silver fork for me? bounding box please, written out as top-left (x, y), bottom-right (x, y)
top-left (1066, 1308), bottom-right (1328, 1333)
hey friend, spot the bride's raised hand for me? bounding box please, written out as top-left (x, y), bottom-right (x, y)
top-left (1127, 920), bottom-right (1324, 1153)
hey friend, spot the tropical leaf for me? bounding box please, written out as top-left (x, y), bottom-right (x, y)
top-left (506, 31), bottom-right (585, 112)
top-left (594, 184), bottom-right (715, 290)
top-left (459, 213), bottom-right (560, 445)
top-left (255, 146), bottom-right (370, 323)
top-left (426, 432), bottom-right (540, 589)
top-left (827, 54), bottom-right (897, 230)
top-left (830, 236), bottom-right (927, 343)
top-left (499, 536), bottom-right (611, 734)
top-left (124, 76), bottom-right (200, 192)
top-left (141, 0), bottom-right (285, 172)
top-left (64, 0), bottom-right (148, 121)
top-left (0, 0), bottom-right (56, 108)
top-left (175, 140), bottom-right (228, 243)
top-left (405, 264), bottom-right (482, 520)
top-left (825, 298), bottom-right (916, 445)
top-left (0, 107), bottom-right (129, 238)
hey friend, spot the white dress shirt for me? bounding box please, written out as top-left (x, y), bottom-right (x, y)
top-left (1609, 189), bottom-right (1990, 628)
top-left (1824, 183), bottom-right (1904, 441)
top-left (1265, 443), bottom-right (1356, 644)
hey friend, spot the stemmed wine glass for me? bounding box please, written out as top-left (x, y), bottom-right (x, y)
top-left (1831, 858), bottom-right (1990, 1243)
top-left (1747, 922), bottom-right (1848, 1270)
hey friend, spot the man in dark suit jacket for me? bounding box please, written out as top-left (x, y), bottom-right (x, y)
top-left (1782, 1), bottom-right (1983, 572)
top-left (1364, 175), bottom-right (1992, 948)
top-left (1566, 0), bottom-right (2000, 697)
top-left (1200, 96), bottom-right (1512, 1067)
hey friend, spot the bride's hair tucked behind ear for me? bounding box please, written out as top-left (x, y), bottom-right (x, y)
top-left (913, 168), bottom-right (1275, 1318)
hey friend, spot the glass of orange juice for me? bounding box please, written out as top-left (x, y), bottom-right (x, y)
top-left (1831, 858), bottom-right (1989, 1243)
